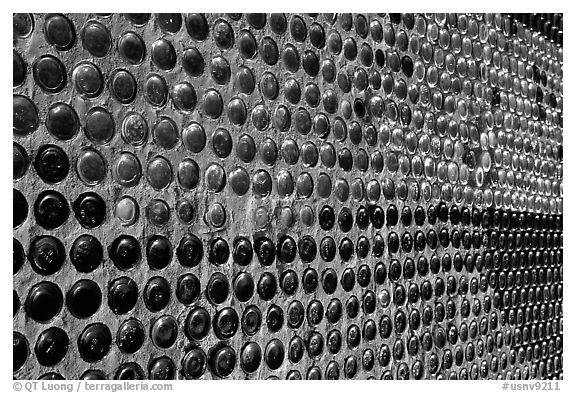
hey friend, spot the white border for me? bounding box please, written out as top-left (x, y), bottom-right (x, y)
top-left (3, 3), bottom-right (572, 392)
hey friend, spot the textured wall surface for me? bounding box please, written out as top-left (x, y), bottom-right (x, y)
top-left (13, 13), bottom-right (563, 380)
